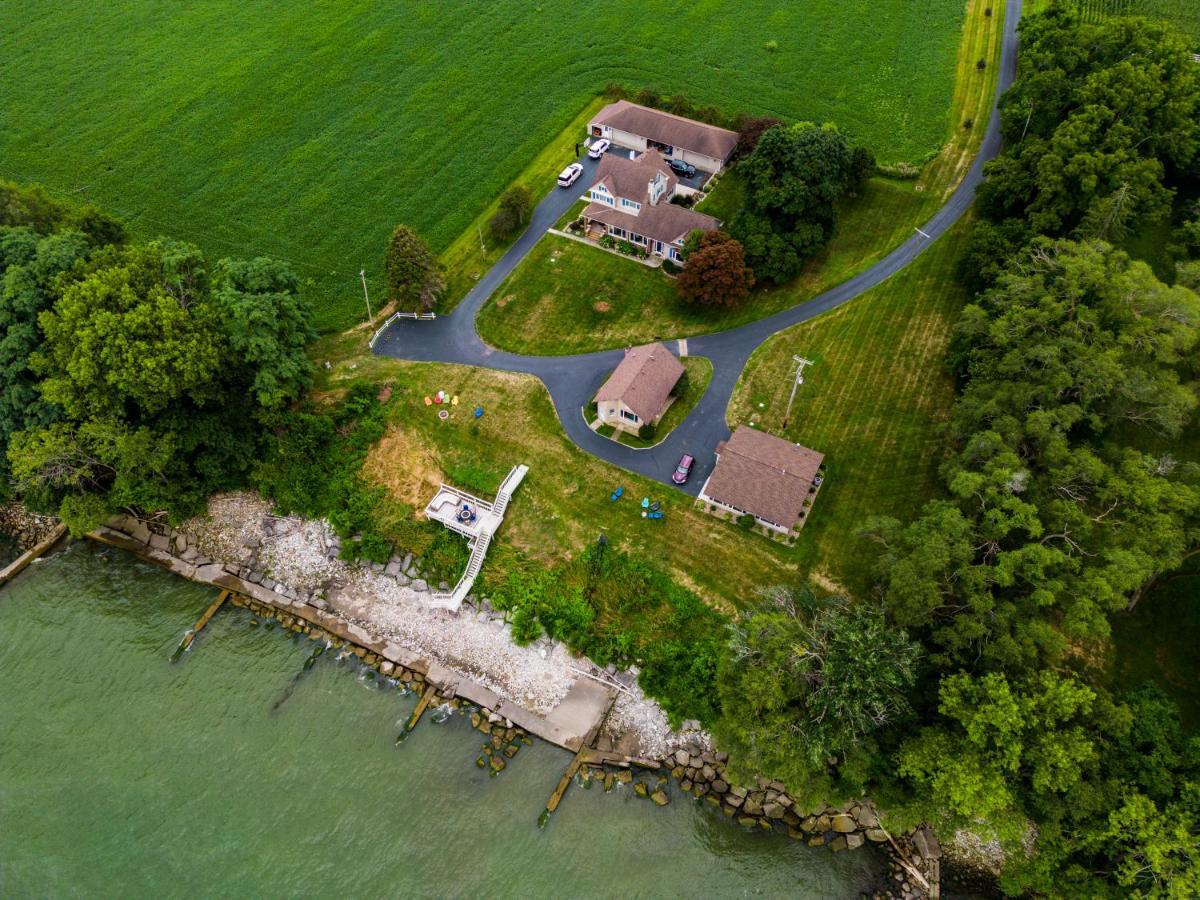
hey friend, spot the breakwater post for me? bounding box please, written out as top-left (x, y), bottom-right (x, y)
top-left (0, 523), bottom-right (68, 590)
top-left (171, 590), bottom-right (230, 661)
top-left (396, 684), bottom-right (439, 744)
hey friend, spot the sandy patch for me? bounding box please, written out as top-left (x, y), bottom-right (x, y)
top-left (593, 300), bottom-right (611, 313)
top-left (361, 427), bottom-right (445, 508)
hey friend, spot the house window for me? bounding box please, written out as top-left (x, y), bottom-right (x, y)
top-left (611, 227), bottom-right (625, 238)
top-left (668, 247), bottom-right (680, 261)
top-left (631, 233), bottom-right (645, 245)
top-left (620, 408), bottom-right (639, 423)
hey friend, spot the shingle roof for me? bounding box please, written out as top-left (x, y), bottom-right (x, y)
top-left (593, 101), bottom-right (739, 163)
top-left (702, 426), bottom-right (824, 530)
top-left (592, 149), bottom-right (677, 200)
top-left (595, 343), bottom-right (685, 423)
top-left (583, 200), bottom-right (720, 246)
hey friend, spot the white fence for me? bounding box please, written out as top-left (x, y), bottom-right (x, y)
top-left (368, 310), bottom-right (437, 350)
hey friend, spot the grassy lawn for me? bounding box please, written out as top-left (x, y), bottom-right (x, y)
top-left (475, 0), bottom-right (1006, 355)
top-left (727, 219), bottom-right (976, 596)
top-left (616, 357), bottom-right (713, 448)
top-left (0, 1), bottom-right (968, 333)
top-left (438, 98), bottom-right (606, 312)
top-left (309, 332), bottom-right (798, 611)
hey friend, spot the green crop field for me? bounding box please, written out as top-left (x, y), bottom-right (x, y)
top-left (1, 0), bottom-right (967, 331)
top-left (1075, 0), bottom-right (1200, 41)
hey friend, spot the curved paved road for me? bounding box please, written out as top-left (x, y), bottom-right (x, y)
top-left (375, 0), bottom-right (1021, 496)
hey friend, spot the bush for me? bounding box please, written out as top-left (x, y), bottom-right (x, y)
top-left (510, 606), bottom-right (543, 644)
top-left (737, 514), bottom-right (755, 531)
top-left (669, 193), bottom-right (695, 208)
top-left (599, 234), bottom-right (615, 249)
top-left (670, 369), bottom-right (689, 398)
top-left (661, 259), bottom-right (681, 275)
top-left (486, 541), bottom-right (726, 724)
top-left (617, 239), bottom-right (635, 255)
top-left (488, 206), bottom-right (519, 241)
top-left (637, 422), bottom-right (657, 441)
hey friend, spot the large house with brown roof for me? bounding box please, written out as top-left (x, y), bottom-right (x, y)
top-left (594, 342), bottom-right (685, 434)
top-left (698, 426), bottom-right (825, 536)
top-left (582, 150), bottom-right (720, 262)
top-left (589, 100), bottom-right (739, 175)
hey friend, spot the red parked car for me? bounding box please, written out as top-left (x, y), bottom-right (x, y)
top-left (671, 454), bottom-right (694, 485)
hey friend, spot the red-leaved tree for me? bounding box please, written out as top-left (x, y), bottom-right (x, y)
top-left (676, 231), bottom-right (755, 308)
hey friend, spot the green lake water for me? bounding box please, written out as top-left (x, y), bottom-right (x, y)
top-left (0, 543), bottom-right (882, 898)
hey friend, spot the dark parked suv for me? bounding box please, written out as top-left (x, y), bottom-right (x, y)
top-left (667, 159), bottom-right (696, 179)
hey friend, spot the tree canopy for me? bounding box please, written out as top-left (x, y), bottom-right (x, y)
top-left (731, 122), bottom-right (872, 283)
top-left (384, 224), bottom-right (444, 313)
top-left (675, 230), bottom-right (754, 307)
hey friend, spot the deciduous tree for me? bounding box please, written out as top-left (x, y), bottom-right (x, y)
top-left (675, 230), bottom-right (754, 307)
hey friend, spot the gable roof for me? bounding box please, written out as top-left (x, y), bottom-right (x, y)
top-left (583, 200), bottom-right (719, 246)
top-left (593, 100), bottom-right (739, 163)
top-left (595, 342), bottom-right (685, 423)
top-left (592, 149), bottom-right (676, 202)
top-left (702, 426), bottom-right (824, 529)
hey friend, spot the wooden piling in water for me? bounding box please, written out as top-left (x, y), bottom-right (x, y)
top-left (545, 748), bottom-right (589, 815)
top-left (397, 685), bottom-right (439, 742)
top-left (0, 523), bottom-right (68, 590)
top-left (174, 590), bottom-right (230, 657)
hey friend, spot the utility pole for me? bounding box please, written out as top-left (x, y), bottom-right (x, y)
top-left (782, 356), bottom-right (814, 429)
top-left (477, 222), bottom-right (486, 253)
top-left (359, 269), bottom-right (374, 323)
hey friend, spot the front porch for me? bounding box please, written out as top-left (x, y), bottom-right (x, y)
top-left (553, 219), bottom-right (667, 268)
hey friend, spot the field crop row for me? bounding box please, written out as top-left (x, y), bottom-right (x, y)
top-left (1, 0), bottom-right (967, 331)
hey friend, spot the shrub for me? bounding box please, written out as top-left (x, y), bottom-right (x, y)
top-left (617, 239), bottom-right (635, 255)
top-left (661, 259), bottom-right (681, 275)
top-left (976, 58), bottom-right (986, 70)
top-left (671, 369), bottom-right (689, 398)
top-left (963, 117), bottom-right (974, 130)
top-left (637, 422), bottom-right (657, 441)
top-left (598, 234), bottom-right (615, 249)
top-left (737, 514), bottom-right (755, 531)
top-left (669, 193), bottom-right (695, 208)
top-left (488, 206), bottom-right (519, 241)
top-left (510, 606), bottom-right (542, 644)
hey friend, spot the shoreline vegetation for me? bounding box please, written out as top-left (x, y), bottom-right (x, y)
top-left (1, 3), bottom-right (1198, 897)
top-left (81, 503), bottom-right (941, 896)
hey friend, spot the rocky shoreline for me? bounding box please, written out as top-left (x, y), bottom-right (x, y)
top-left (81, 494), bottom-right (942, 898)
top-left (0, 501), bottom-right (60, 550)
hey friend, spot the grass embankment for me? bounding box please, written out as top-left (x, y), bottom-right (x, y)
top-left (0, 0), bottom-right (967, 333)
top-left (309, 333), bottom-right (797, 609)
top-left (728, 219), bottom-right (976, 595)
top-left (475, 0), bottom-right (1005, 355)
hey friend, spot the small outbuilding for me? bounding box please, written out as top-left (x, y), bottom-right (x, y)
top-left (594, 342), bottom-right (685, 434)
top-left (698, 426), bottom-right (824, 535)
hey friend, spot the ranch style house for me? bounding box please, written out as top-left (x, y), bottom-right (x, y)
top-left (594, 342), bottom-right (685, 434)
top-left (588, 100), bottom-right (739, 175)
top-left (698, 426), bottom-right (825, 536)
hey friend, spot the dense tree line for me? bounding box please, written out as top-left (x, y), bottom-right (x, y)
top-left (959, 5), bottom-right (1200, 292)
top-left (0, 180), bottom-right (315, 532)
top-left (715, 10), bottom-right (1200, 895)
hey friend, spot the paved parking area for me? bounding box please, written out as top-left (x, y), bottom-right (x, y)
top-left (589, 141), bottom-right (712, 189)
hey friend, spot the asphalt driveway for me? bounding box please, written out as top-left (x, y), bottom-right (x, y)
top-left (373, 0), bottom-right (1023, 495)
